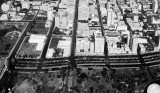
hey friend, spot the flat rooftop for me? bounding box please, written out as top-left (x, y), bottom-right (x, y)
top-left (46, 36), bottom-right (71, 58)
top-left (76, 36), bottom-right (104, 56)
top-left (106, 36), bottom-right (132, 55)
top-left (16, 35), bottom-right (46, 59)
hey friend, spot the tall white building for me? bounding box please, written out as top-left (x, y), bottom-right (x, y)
top-left (153, 0), bottom-right (158, 13)
top-left (55, 14), bottom-right (60, 27)
top-left (47, 9), bottom-right (54, 21)
top-left (1, 3), bottom-right (10, 12)
top-left (95, 37), bottom-right (104, 53)
top-left (131, 37), bottom-right (147, 54)
top-left (107, 9), bottom-right (115, 27)
top-left (21, 1), bottom-right (30, 9)
top-left (133, 16), bottom-right (139, 22)
top-left (107, 1), bottom-right (111, 10)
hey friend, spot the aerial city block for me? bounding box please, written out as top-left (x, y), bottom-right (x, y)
top-left (0, 0), bottom-right (160, 93)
